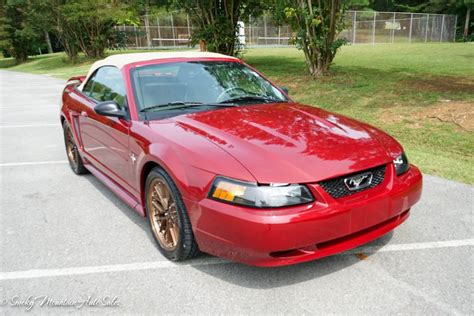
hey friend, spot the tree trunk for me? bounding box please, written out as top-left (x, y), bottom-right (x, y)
top-left (44, 31), bottom-right (53, 54)
top-left (308, 58), bottom-right (331, 77)
top-left (292, 0), bottom-right (345, 77)
top-left (306, 46), bottom-right (333, 77)
top-left (15, 52), bottom-right (28, 64)
top-left (199, 40), bottom-right (207, 51)
top-left (464, 8), bottom-right (471, 37)
top-left (144, 11), bottom-right (151, 48)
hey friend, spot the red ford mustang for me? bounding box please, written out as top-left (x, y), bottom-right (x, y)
top-left (60, 52), bottom-right (422, 266)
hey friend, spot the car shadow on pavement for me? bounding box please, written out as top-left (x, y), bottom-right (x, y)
top-left (83, 173), bottom-right (394, 289)
top-left (84, 174), bottom-right (179, 254)
top-left (83, 174), bottom-right (149, 231)
top-left (192, 232), bottom-right (394, 289)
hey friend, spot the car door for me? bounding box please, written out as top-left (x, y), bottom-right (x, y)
top-left (77, 66), bottom-right (135, 195)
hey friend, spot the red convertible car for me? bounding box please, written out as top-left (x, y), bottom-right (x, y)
top-left (60, 52), bottom-right (422, 266)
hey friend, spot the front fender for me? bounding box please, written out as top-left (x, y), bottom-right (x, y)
top-left (130, 120), bottom-right (255, 210)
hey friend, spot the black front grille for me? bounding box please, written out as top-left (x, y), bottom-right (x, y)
top-left (318, 165), bottom-right (387, 199)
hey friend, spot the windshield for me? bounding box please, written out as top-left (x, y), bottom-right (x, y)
top-left (131, 61), bottom-right (288, 118)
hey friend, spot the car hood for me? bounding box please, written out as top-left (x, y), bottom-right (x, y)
top-left (172, 103), bottom-right (400, 183)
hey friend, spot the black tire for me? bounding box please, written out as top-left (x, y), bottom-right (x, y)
top-left (145, 167), bottom-right (199, 261)
top-left (62, 120), bottom-right (88, 175)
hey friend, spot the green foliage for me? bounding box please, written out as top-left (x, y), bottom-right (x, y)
top-left (1, 0), bottom-right (129, 63)
top-left (346, 0), bottom-right (371, 10)
top-left (274, 0), bottom-right (348, 77)
top-left (59, 0), bottom-right (126, 59)
top-left (172, 0), bottom-right (267, 56)
top-left (0, 0), bottom-right (44, 63)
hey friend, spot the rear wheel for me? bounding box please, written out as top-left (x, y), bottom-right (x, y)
top-left (63, 121), bottom-right (88, 175)
top-left (145, 167), bottom-right (199, 261)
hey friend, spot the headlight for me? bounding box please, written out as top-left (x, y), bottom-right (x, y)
top-left (209, 177), bottom-right (314, 208)
top-left (393, 152), bottom-right (409, 176)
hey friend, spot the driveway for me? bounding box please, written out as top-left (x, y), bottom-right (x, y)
top-left (0, 70), bottom-right (472, 314)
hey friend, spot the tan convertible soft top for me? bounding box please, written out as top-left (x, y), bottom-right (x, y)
top-left (78, 51), bottom-right (237, 91)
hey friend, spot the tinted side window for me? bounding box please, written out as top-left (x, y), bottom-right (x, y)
top-left (82, 75), bottom-right (95, 94)
top-left (83, 67), bottom-right (127, 108)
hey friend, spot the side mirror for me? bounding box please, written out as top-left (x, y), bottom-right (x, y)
top-left (94, 101), bottom-right (127, 119)
top-left (280, 86), bottom-right (289, 95)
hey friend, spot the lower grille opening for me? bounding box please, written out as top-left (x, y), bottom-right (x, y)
top-left (270, 249), bottom-right (301, 258)
top-left (269, 209), bottom-right (409, 259)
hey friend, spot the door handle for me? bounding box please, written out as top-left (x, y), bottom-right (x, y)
top-left (80, 111), bottom-right (88, 117)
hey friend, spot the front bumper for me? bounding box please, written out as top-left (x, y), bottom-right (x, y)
top-left (188, 164), bottom-right (422, 267)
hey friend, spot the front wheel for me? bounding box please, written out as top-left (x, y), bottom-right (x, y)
top-left (145, 167), bottom-right (199, 261)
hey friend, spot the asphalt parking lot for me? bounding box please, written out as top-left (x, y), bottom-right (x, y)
top-left (0, 69), bottom-right (473, 314)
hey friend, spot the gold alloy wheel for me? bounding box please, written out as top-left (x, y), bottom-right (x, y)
top-left (148, 178), bottom-right (180, 251)
top-left (66, 127), bottom-right (78, 165)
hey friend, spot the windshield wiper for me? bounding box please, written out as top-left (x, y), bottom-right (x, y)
top-left (140, 101), bottom-right (203, 112)
top-left (140, 101), bottom-right (238, 113)
top-left (219, 95), bottom-right (284, 104)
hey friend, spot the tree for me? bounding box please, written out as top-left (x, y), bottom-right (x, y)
top-left (30, 0), bottom-right (129, 62)
top-left (172, 0), bottom-right (267, 56)
top-left (60, 0), bottom-right (127, 59)
top-left (0, 0), bottom-right (43, 63)
top-left (346, 0), bottom-right (371, 10)
top-left (28, 0), bottom-right (55, 54)
top-left (274, 0), bottom-right (348, 77)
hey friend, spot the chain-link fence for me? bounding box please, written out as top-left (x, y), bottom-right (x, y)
top-left (115, 10), bottom-right (457, 49)
top-left (342, 11), bottom-right (457, 44)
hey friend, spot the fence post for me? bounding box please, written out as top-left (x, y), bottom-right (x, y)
top-left (156, 17), bottom-right (162, 47)
top-left (372, 11), bottom-right (376, 44)
top-left (440, 14), bottom-right (445, 42)
top-left (352, 11), bottom-right (357, 44)
top-left (409, 13), bottom-right (413, 43)
top-left (170, 13), bottom-right (176, 47)
top-left (425, 14), bottom-right (429, 42)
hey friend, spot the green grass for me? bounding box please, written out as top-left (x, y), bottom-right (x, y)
top-left (1, 43), bottom-right (473, 184)
top-left (243, 44), bottom-right (474, 184)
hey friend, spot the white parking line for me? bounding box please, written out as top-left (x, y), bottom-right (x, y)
top-left (346, 238), bottom-right (474, 254)
top-left (0, 160), bottom-right (68, 167)
top-left (0, 124), bottom-right (59, 128)
top-left (1, 239), bottom-right (472, 281)
top-left (0, 106), bottom-right (57, 109)
top-left (0, 258), bottom-right (228, 281)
